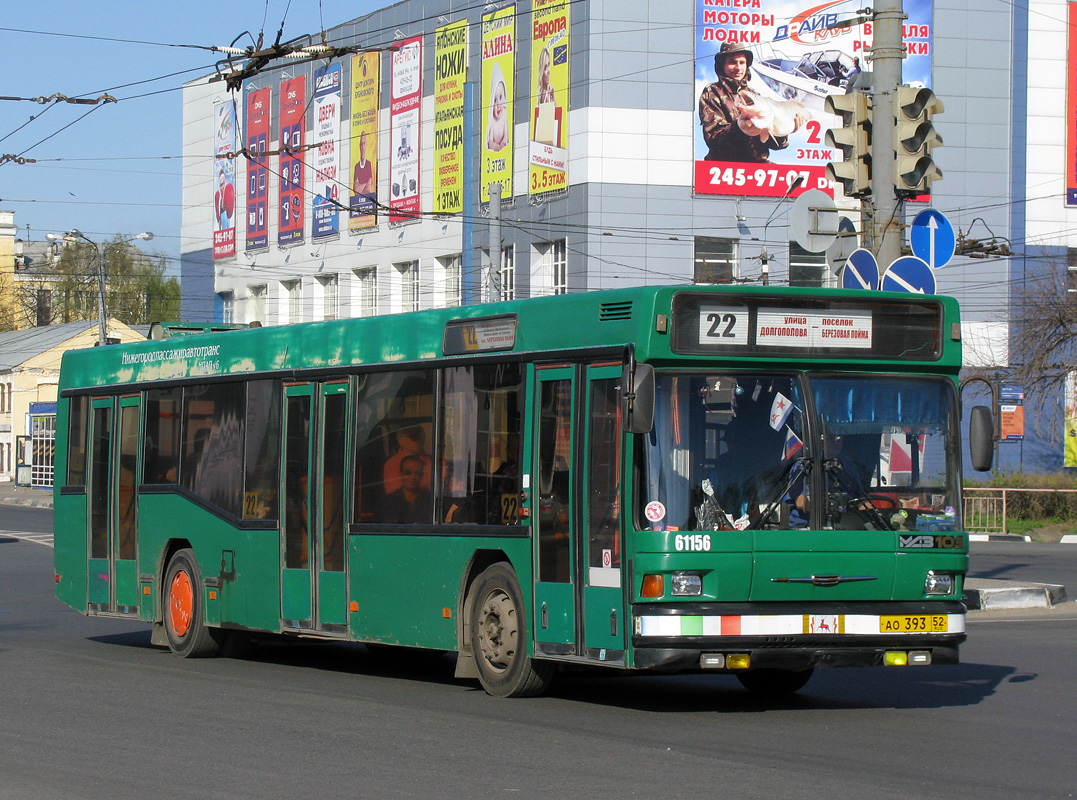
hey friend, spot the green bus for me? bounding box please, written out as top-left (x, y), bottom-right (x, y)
top-left (53, 285), bottom-right (987, 697)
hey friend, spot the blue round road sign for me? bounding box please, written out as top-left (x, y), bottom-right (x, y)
top-left (882, 256), bottom-right (936, 294)
top-left (841, 247), bottom-right (879, 290)
top-left (910, 209), bottom-right (956, 269)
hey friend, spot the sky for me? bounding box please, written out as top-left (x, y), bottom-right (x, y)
top-left (0, 1), bottom-right (381, 271)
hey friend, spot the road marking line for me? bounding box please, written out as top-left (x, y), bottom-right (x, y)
top-left (0, 530), bottom-right (54, 548)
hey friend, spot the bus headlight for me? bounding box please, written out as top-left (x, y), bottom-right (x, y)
top-left (671, 573), bottom-right (702, 596)
top-left (924, 571), bottom-right (954, 596)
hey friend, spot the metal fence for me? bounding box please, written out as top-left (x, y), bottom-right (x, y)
top-left (963, 487), bottom-right (1077, 535)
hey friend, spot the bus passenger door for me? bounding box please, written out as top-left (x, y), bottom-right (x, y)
top-left (580, 365), bottom-right (626, 660)
top-left (280, 382), bottom-right (349, 634)
top-left (86, 395), bottom-right (141, 615)
top-left (533, 367), bottom-right (577, 653)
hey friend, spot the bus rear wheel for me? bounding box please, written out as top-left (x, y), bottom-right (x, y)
top-left (469, 563), bottom-right (553, 698)
top-left (736, 668), bottom-right (814, 695)
top-left (163, 548), bottom-right (225, 658)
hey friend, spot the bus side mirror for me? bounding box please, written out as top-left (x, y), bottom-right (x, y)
top-left (622, 362), bottom-right (655, 434)
top-left (969, 405), bottom-right (994, 472)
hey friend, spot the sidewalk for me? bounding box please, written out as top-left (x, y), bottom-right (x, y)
top-left (0, 481), bottom-right (53, 509)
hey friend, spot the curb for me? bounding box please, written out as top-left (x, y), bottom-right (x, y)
top-left (0, 497), bottom-right (53, 510)
top-left (964, 581), bottom-right (1067, 611)
top-left (969, 533), bottom-right (1032, 543)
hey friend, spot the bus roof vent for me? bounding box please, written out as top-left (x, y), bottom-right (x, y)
top-left (599, 301), bottom-right (633, 321)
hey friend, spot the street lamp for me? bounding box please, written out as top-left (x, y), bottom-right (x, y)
top-left (45, 229), bottom-right (153, 345)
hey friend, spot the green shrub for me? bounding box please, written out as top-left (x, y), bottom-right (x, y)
top-left (965, 472), bottom-right (1077, 521)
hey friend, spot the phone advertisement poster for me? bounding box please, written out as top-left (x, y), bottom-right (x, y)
top-left (278, 76), bottom-right (306, 245)
top-left (244, 87), bottom-right (270, 251)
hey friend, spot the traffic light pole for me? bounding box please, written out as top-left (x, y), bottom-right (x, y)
top-left (868, 0), bottom-right (905, 269)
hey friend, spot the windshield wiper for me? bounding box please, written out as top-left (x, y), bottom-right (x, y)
top-left (750, 457), bottom-right (811, 530)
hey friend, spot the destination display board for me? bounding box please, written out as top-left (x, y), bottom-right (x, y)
top-left (443, 315), bottom-right (519, 355)
top-left (672, 294), bottom-right (942, 361)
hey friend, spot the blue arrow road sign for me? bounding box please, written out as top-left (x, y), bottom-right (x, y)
top-left (841, 247), bottom-right (879, 290)
top-left (882, 256), bottom-right (936, 294)
top-left (910, 209), bottom-right (956, 269)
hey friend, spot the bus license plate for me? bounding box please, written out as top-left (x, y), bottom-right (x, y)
top-left (880, 615), bottom-right (948, 633)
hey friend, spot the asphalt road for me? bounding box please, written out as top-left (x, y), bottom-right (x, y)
top-left (2, 511), bottom-right (1076, 799)
top-left (969, 541), bottom-right (1077, 594)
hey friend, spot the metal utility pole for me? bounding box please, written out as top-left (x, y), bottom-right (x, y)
top-left (488, 183), bottom-right (502, 298)
top-left (869, 0), bottom-right (906, 268)
top-left (94, 242), bottom-right (107, 345)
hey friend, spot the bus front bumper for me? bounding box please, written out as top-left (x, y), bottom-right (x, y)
top-left (630, 600), bottom-right (966, 672)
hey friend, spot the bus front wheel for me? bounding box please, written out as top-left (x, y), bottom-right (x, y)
top-left (736, 668), bottom-right (814, 695)
top-left (163, 548), bottom-right (225, 658)
top-left (469, 563), bottom-right (553, 698)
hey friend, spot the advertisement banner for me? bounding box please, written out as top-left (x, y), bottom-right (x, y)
top-left (1000, 384), bottom-right (1025, 441)
top-left (349, 52), bottom-right (380, 230)
top-left (1067, 372), bottom-right (1077, 467)
top-left (1068, 2), bottom-right (1077, 206)
top-left (693, 0), bottom-right (933, 198)
top-left (481, 6), bottom-right (516, 203)
top-left (278, 76), bottom-right (306, 245)
top-left (528, 0), bottom-right (569, 197)
top-left (213, 100), bottom-right (237, 259)
top-left (244, 87), bottom-right (271, 251)
top-left (390, 35), bottom-right (422, 224)
top-left (434, 20), bottom-right (468, 214)
top-left (312, 65), bottom-right (342, 239)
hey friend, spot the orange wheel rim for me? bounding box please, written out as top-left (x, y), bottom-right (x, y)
top-left (169, 570), bottom-right (194, 638)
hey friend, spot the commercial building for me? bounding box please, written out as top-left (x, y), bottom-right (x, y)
top-left (179, 0), bottom-right (1077, 471)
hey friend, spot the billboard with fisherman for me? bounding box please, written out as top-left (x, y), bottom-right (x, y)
top-left (693, 0), bottom-right (932, 198)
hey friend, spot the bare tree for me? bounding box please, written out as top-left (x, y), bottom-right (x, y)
top-left (1005, 249), bottom-right (1076, 396)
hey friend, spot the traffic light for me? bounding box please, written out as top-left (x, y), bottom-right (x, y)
top-left (824, 91), bottom-right (872, 197)
top-left (893, 85), bottom-right (943, 196)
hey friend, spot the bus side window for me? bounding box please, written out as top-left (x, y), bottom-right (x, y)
top-left (243, 380), bottom-right (280, 519)
top-left (144, 387), bottom-right (181, 484)
top-left (352, 370), bottom-right (435, 525)
top-left (66, 395), bottom-right (88, 486)
top-left (440, 363), bottom-right (523, 525)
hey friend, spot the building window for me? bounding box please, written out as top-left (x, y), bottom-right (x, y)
top-left (283, 279), bottom-right (302, 323)
top-left (249, 285), bottom-right (267, 324)
top-left (788, 242), bottom-right (828, 288)
top-left (219, 291), bottom-right (235, 324)
top-left (1067, 248), bottom-right (1077, 304)
top-left (533, 239), bottom-right (568, 296)
top-left (319, 275), bottom-right (339, 320)
top-left (36, 289), bottom-right (52, 327)
top-left (395, 261), bottom-right (420, 312)
top-left (694, 238), bottom-right (736, 284)
top-left (499, 245), bottom-right (516, 301)
top-left (438, 254), bottom-right (462, 308)
top-left (355, 268), bottom-right (377, 317)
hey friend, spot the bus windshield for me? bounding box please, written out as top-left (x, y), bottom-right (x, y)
top-left (639, 373), bottom-right (959, 532)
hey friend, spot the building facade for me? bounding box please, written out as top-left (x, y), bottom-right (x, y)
top-left (179, 0), bottom-right (1077, 471)
top-left (0, 320), bottom-right (145, 486)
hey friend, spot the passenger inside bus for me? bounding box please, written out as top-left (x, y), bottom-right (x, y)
top-left (379, 454), bottom-right (433, 524)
